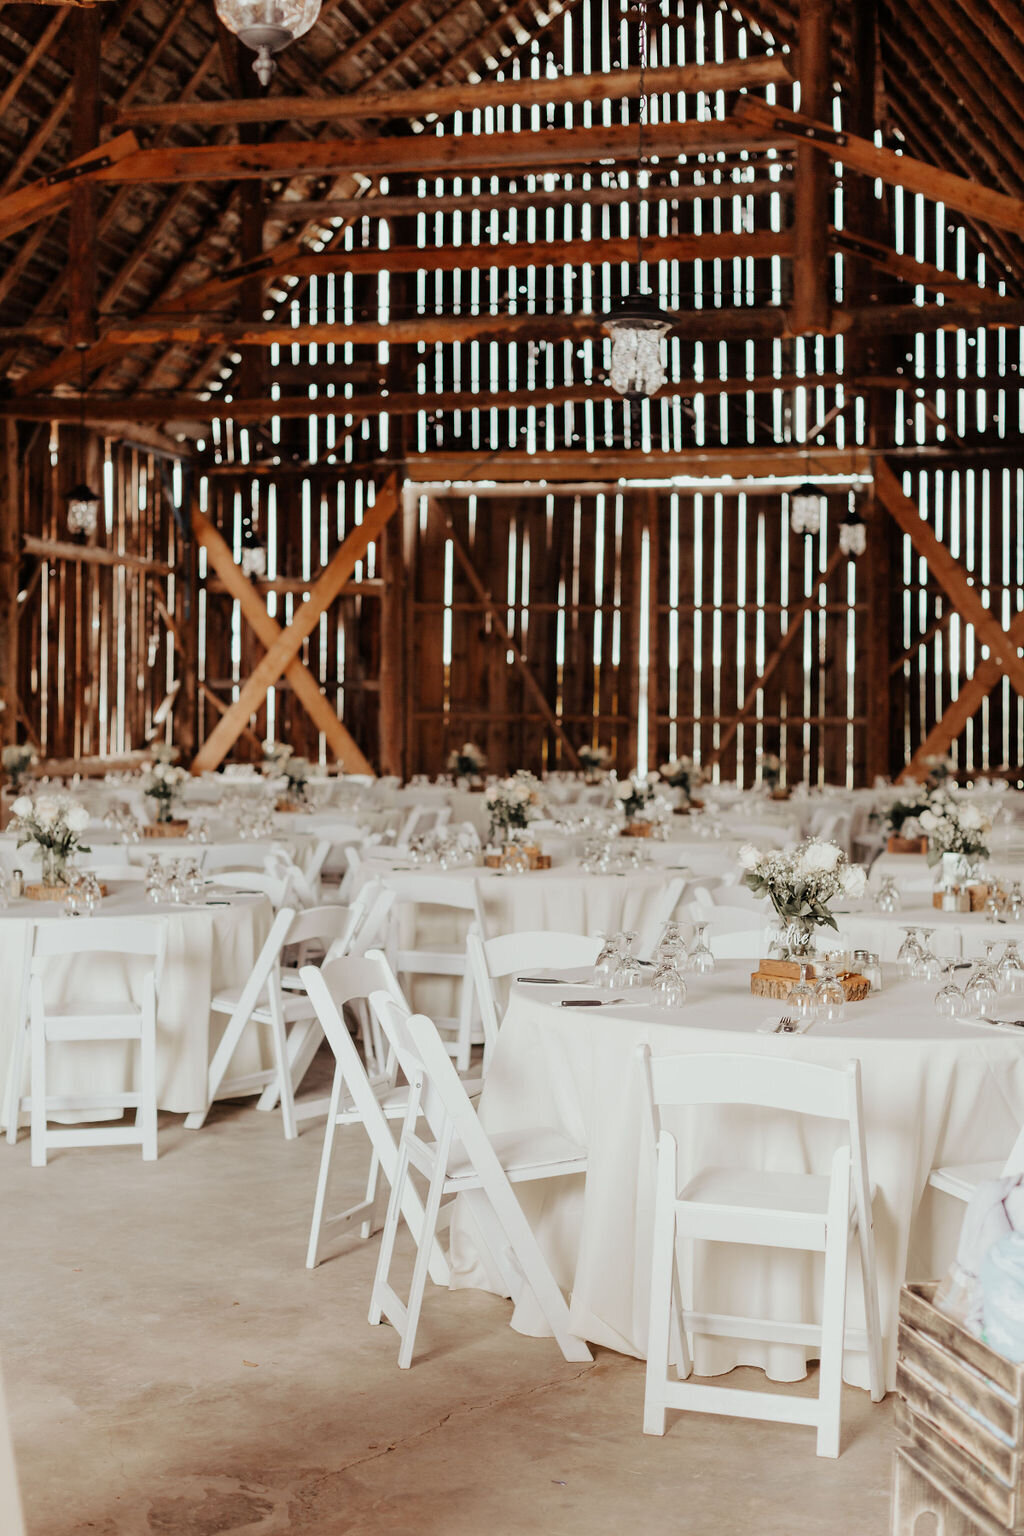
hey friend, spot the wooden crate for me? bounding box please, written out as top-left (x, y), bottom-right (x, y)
top-left (888, 835), bottom-right (929, 855)
top-left (896, 1282), bottom-right (1024, 1532)
top-left (892, 1446), bottom-right (1012, 1536)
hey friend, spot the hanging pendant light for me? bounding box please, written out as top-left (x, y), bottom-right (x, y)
top-left (790, 481), bottom-right (824, 537)
top-left (239, 516), bottom-right (267, 578)
top-left (839, 499), bottom-right (867, 558)
top-left (602, 2), bottom-right (673, 400)
top-left (214, 0), bottom-right (322, 86)
top-left (64, 349), bottom-right (100, 539)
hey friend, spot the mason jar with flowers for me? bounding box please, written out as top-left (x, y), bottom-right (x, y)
top-left (659, 756), bottom-right (705, 810)
top-left (577, 744), bottom-right (611, 783)
top-left (484, 772), bottom-right (542, 858)
top-left (141, 759), bottom-right (188, 832)
top-left (11, 792), bottom-right (91, 894)
top-left (739, 838), bottom-right (867, 959)
top-left (261, 740), bottom-right (293, 777)
top-left (278, 754), bottom-right (311, 810)
top-left (447, 741), bottom-right (486, 786)
top-left (615, 771), bottom-right (661, 836)
top-left (2, 743), bottom-right (37, 794)
top-left (918, 792), bottom-right (991, 893)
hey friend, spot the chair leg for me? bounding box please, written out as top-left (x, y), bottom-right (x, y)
top-left (184, 1004), bottom-right (248, 1131)
top-left (266, 999), bottom-right (298, 1141)
top-left (644, 1137), bottom-right (684, 1434)
top-left (816, 1158), bottom-right (853, 1458)
top-left (139, 1010), bottom-right (158, 1162)
top-left (29, 1009), bottom-right (47, 1168)
top-left (306, 1066), bottom-right (344, 1269)
top-left (856, 1209), bottom-right (886, 1404)
top-left (359, 1148), bottom-right (382, 1240)
top-left (3, 1021), bottom-right (26, 1145)
top-left (257, 1017), bottom-right (323, 1112)
top-left (397, 1162), bottom-right (448, 1370)
top-left (455, 974), bottom-right (473, 1074)
top-left (369, 1136), bottom-right (411, 1327)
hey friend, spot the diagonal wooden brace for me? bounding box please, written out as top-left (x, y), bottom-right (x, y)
top-left (875, 459), bottom-right (1024, 778)
top-left (191, 475), bottom-right (401, 773)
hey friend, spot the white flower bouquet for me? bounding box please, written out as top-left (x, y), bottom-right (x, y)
top-left (10, 791), bottom-right (91, 887)
top-left (759, 751), bottom-right (781, 789)
top-left (2, 743), bottom-right (37, 792)
top-left (262, 740), bottom-right (294, 776)
top-left (485, 771), bottom-right (542, 840)
top-left (140, 761), bottom-right (188, 824)
top-left (659, 756), bottom-right (704, 799)
top-left (447, 741), bottom-right (486, 778)
top-left (578, 744), bottom-right (611, 773)
top-left (281, 755), bottom-right (310, 801)
top-left (615, 771), bottom-right (660, 822)
top-left (150, 743), bottom-right (179, 766)
top-left (917, 792), bottom-right (991, 868)
top-left (922, 754), bottom-right (955, 787)
top-left (739, 838), bottom-right (866, 952)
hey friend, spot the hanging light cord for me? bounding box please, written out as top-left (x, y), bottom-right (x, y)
top-left (634, 2), bottom-right (649, 276)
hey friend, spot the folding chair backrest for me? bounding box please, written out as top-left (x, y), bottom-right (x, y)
top-left (83, 863), bottom-right (146, 882)
top-left (369, 993), bottom-right (451, 1139)
top-left (705, 927), bottom-right (765, 959)
top-left (639, 876), bottom-right (685, 958)
top-left (384, 872), bottom-right (485, 924)
top-left (204, 845), bottom-right (276, 872)
top-left (480, 928), bottom-right (602, 978)
top-left (31, 916), bottom-right (166, 967)
top-left (284, 903), bottom-right (358, 951)
top-left (228, 905), bottom-right (296, 1013)
top-left (303, 953), bottom-right (408, 1088)
top-left (644, 1050), bottom-right (859, 1123)
top-left (208, 869), bottom-right (290, 906)
top-left (343, 880), bottom-right (397, 956)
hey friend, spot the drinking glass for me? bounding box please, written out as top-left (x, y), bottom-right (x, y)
top-left (788, 964), bottom-right (818, 1026)
top-left (688, 921), bottom-right (715, 975)
top-left (934, 958), bottom-right (964, 1018)
top-left (593, 933), bottom-right (622, 989)
top-left (896, 927), bottom-right (923, 978)
top-left (915, 928), bottom-right (942, 982)
top-left (651, 960), bottom-right (686, 1008)
top-left (612, 931), bottom-right (644, 990)
top-left (813, 955), bottom-right (846, 1025)
top-left (875, 877), bottom-right (901, 913)
top-left (962, 967), bottom-right (997, 1020)
top-left (999, 942), bottom-right (1024, 995)
top-left (63, 871), bottom-right (85, 918)
top-left (1008, 882), bottom-right (1024, 921)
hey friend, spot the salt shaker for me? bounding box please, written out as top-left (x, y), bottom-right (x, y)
top-left (852, 948), bottom-right (882, 992)
top-left (9, 867), bottom-right (23, 899)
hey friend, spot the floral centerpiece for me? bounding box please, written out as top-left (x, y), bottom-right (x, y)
top-left (484, 771), bottom-right (542, 845)
top-left (615, 771), bottom-right (660, 833)
top-left (10, 791), bottom-right (91, 891)
top-left (2, 743), bottom-right (37, 793)
top-left (918, 791), bottom-right (991, 881)
top-left (447, 741), bottom-right (486, 780)
top-left (659, 755), bottom-right (705, 804)
top-left (578, 744), bottom-right (611, 780)
top-left (759, 752), bottom-right (781, 791)
top-left (739, 838), bottom-right (866, 958)
top-left (140, 758), bottom-right (188, 826)
top-left (280, 755), bottom-right (311, 805)
top-left (261, 740), bottom-right (293, 776)
top-left (922, 754), bottom-right (955, 789)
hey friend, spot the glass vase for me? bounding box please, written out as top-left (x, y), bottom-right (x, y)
top-left (40, 845), bottom-right (68, 888)
top-left (783, 915), bottom-right (816, 960)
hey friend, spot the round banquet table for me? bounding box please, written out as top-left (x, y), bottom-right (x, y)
top-left (0, 885), bottom-right (274, 1116)
top-left (449, 962), bottom-right (1024, 1392)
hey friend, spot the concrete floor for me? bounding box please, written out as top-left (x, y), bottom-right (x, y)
top-left (2, 1054), bottom-right (896, 1536)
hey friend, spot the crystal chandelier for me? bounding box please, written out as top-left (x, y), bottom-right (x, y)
top-left (239, 517), bottom-right (267, 578)
top-left (214, 0), bottom-right (322, 86)
top-left (790, 482), bottom-right (824, 537)
top-left (64, 349), bottom-right (100, 538)
top-left (601, 2), bottom-right (673, 400)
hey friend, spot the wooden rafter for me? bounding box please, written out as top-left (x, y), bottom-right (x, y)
top-left (190, 475), bottom-right (401, 772)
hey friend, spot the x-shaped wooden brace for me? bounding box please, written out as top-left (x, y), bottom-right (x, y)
top-left (874, 460), bottom-right (1024, 780)
top-left (190, 473), bottom-right (401, 773)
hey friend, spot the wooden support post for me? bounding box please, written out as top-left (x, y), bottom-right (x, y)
top-left (191, 477), bottom-right (401, 772)
top-left (0, 421), bottom-right (20, 747)
top-left (791, 0), bottom-right (833, 336)
top-left (434, 501), bottom-right (581, 770)
top-left (862, 494), bottom-right (894, 783)
top-left (68, 6), bottom-right (102, 347)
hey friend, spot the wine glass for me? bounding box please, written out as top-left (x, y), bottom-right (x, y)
top-left (896, 927), bottom-right (923, 978)
top-left (915, 928), bottom-right (942, 982)
top-left (1008, 881), bottom-right (1024, 921)
top-left (962, 966), bottom-right (997, 1020)
top-left (875, 877), bottom-right (901, 913)
top-left (934, 957), bottom-right (964, 1018)
top-left (813, 954), bottom-right (846, 1025)
top-left (651, 960), bottom-right (686, 1008)
top-left (593, 933), bottom-right (622, 989)
top-left (999, 942), bottom-right (1024, 996)
top-left (655, 922), bottom-right (687, 966)
top-left (688, 921), bottom-right (715, 975)
top-left (788, 964), bottom-right (818, 1026)
top-left (612, 931), bottom-right (644, 990)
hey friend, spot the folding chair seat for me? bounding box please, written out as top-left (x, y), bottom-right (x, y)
top-left (929, 1119), bottom-right (1024, 1203)
top-left (467, 926), bottom-right (602, 1068)
top-left (368, 994), bottom-right (591, 1369)
top-left (12, 918), bottom-right (166, 1166)
top-left (384, 873), bottom-right (486, 1072)
top-left (638, 1048), bottom-right (885, 1458)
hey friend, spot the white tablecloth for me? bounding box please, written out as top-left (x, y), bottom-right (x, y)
top-left (0, 887), bottom-right (274, 1115)
top-left (450, 963), bottom-right (1024, 1391)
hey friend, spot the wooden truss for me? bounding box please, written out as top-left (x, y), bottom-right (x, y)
top-left (190, 473), bottom-right (402, 773)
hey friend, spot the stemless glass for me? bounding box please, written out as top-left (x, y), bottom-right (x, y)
top-left (813, 955), bottom-right (846, 1025)
top-left (688, 921), bottom-right (715, 975)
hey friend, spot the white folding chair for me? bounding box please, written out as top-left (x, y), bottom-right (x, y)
top-left (396, 803), bottom-right (452, 849)
top-left (368, 994), bottom-right (591, 1370)
top-left (302, 953), bottom-right (452, 1279)
top-left (704, 927), bottom-right (768, 960)
top-left (202, 844), bottom-right (278, 873)
top-left (638, 1048), bottom-right (884, 1458)
top-left (384, 872), bottom-right (486, 1072)
top-left (467, 926), bottom-right (602, 1068)
top-left (18, 918), bottom-right (166, 1166)
top-left (80, 863), bottom-right (146, 883)
top-left (206, 868), bottom-right (292, 907)
top-left (638, 876), bottom-right (686, 959)
top-left (929, 1121), bottom-right (1024, 1202)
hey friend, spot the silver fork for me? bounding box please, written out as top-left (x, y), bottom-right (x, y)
top-left (775, 1015), bottom-right (797, 1033)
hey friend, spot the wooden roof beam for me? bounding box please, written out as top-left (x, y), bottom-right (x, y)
top-left (735, 96), bottom-right (1024, 236)
top-left (109, 55), bottom-right (794, 130)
